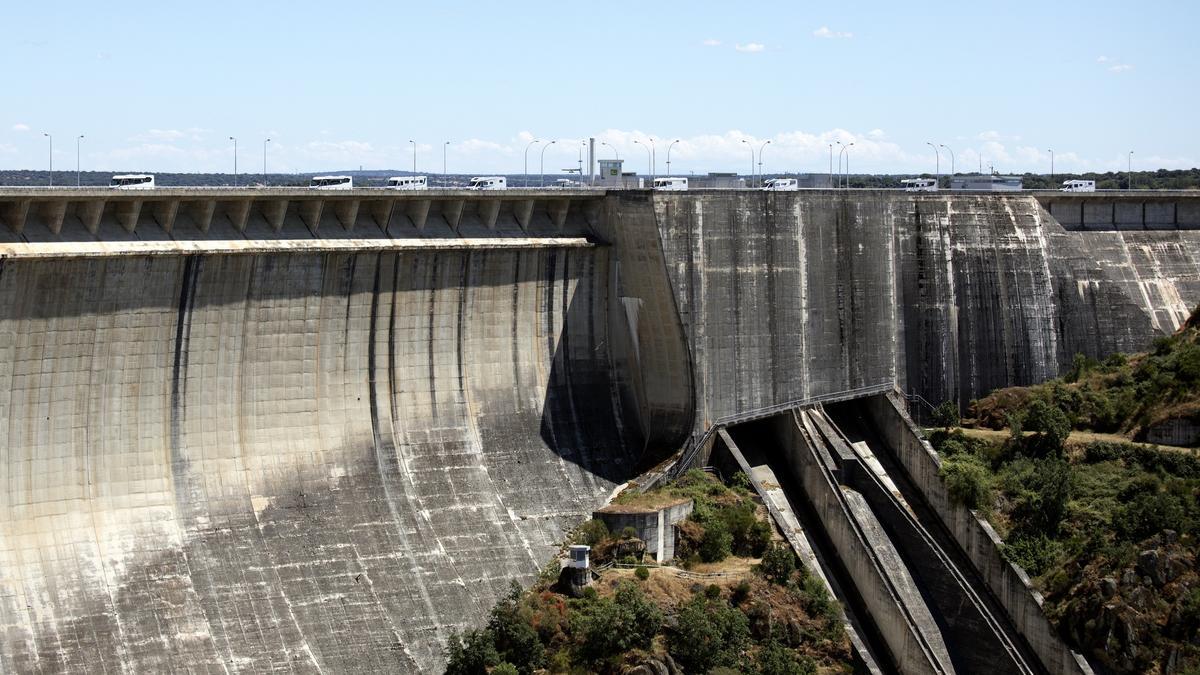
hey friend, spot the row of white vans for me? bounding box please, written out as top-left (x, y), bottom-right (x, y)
top-left (108, 174), bottom-right (1099, 193)
top-left (900, 178), bottom-right (1098, 193)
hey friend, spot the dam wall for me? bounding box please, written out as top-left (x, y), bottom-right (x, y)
top-left (1, 188), bottom-right (1199, 671)
top-left (0, 246), bottom-right (640, 672)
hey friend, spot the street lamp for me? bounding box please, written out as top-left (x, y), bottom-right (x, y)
top-left (578, 141), bottom-right (587, 183)
top-left (940, 144), bottom-right (955, 178)
top-left (443, 141), bottom-right (450, 186)
top-left (757, 140), bottom-right (771, 188)
top-left (539, 140), bottom-right (557, 187)
top-left (44, 133), bottom-right (52, 186)
top-left (76, 135), bottom-right (84, 186)
top-left (1047, 148), bottom-right (1054, 181)
top-left (843, 142), bottom-right (854, 188)
top-left (409, 140), bottom-right (416, 174)
top-left (835, 141), bottom-right (846, 188)
top-left (926, 142), bottom-right (940, 187)
top-left (1127, 151), bottom-right (1134, 190)
top-left (828, 144), bottom-right (833, 187)
top-left (665, 139), bottom-right (680, 176)
top-left (229, 136), bottom-right (238, 186)
top-left (633, 139), bottom-right (652, 183)
top-left (524, 139), bottom-right (541, 187)
top-left (741, 139), bottom-right (754, 186)
top-left (263, 138), bottom-right (271, 186)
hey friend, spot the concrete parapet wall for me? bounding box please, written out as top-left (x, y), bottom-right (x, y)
top-left (861, 391), bottom-right (1093, 675)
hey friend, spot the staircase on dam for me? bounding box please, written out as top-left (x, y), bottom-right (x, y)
top-left (714, 395), bottom-right (1058, 675)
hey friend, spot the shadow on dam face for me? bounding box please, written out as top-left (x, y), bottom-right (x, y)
top-left (0, 247), bottom-right (645, 673)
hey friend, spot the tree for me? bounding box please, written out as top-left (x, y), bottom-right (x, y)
top-left (759, 543), bottom-right (797, 585)
top-left (699, 517), bottom-right (734, 563)
top-left (487, 582), bottom-right (543, 674)
top-left (932, 400), bottom-right (960, 428)
top-left (571, 581), bottom-right (662, 665)
top-left (670, 596), bottom-right (750, 672)
top-left (1022, 399), bottom-right (1071, 458)
top-left (941, 453), bottom-right (991, 509)
top-left (444, 628), bottom-right (499, 675)
top-left (756, 638), bottom-right (817, 675)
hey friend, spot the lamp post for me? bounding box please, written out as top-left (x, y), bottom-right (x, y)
top-left (757, 140), bottom-right (771, 188)
top-left (843, 143), bottom-right (854, 187)
top-left (835, 141), bottom-right (846, 188)
top-left (940, 144), bottom-right (955, 178)
top-left (263, 138), bottom-right (270, 186)
top-left (926, 142), bottom-right (940, 188)
top-left (741, 139), bottom-right (752, 185)
top-left (665, 139), bottom-right (680, 177)
top-left (523, 139), bottom-right (541, 188)
top-left (1127, 151), bottom-right (1134, 190)
top-left (601, 141), bottom-right (618, 161)
top-left (1047, 148), bottom-right (1054, 182)
top-left (229, 136), bottom-right (238, 186)
top-left (76, 135), bottom-right (84, 186)
top-left (409, 140), bottom-right (416, 174)
top-left (633, 140), bottom-right (652, 183)
top-left (829, 144), bottom-right (833, 187)
top-left (44, 133), bottom-right (52, 186)
top-left (539, 140), bottom-right (556, 187)
top-left (578, 141), bottom-right (587, 183)
top-left (443, 141), bottom-right (450, 186)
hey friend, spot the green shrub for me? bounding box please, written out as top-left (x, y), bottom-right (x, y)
top-left (1003, 532), bottom-right (1062, 576)
top-left (730, 471), bottom-right (752, 491)
top-left (669, 596), bottom-right (751, 673)
top-left (756, 638), bottom-right (818, 675)
top-left (492, 663), bottom-right (519, 675)
top-left (634, 565), bottom-right (649, 581)
top-left (444, 628), bottom-right (499, 675)
top-left (932, 400), bottom-right (960, 428)
top-left (1021, 399), bottom-right (1071, 458)
top-left (941, 453), bottom-right (992, 509)
top-left (759, 543), bottom-right (797, 585)
top-left (731, 579), bottom-right (752, 605)
top-left (488, 582), bottom-right (543, 674)
top-left (620, 526), bottom-right (638, 540)
top-left (576, 519), bottom-right (609, 546)
top-left (571, 581), bottom-right (663, 665)
top-left (1113, 481), bottom-right (1192, 542)
top-left (705, 584), bottom-right (722, 600)
top-left (699, 517), bottom-right (734, 563)
top-left (1004, 458), bottom-right (1072, 536)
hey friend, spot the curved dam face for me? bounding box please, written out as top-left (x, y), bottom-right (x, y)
top-left (0, 247), bottom-right (646, 672)
top-left (1, 188), bottom-right (1198, 673)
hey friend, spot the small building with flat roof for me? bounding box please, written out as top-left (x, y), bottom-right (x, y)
top-left (594, 498), bottom-right (693, 562)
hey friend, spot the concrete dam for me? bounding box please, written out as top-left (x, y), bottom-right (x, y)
top-left (0, 187), bottom-right (1197, 672)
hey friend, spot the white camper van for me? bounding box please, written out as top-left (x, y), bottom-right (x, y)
top-left (468, 176), bottom-right (506, 190)
top-left (110, 174), bottom-right (155, 189)
top-left (761, 178), bottom-right (799, 191)
top-left (310, 175), bottom-right (353, 190)
top-left (652, 177), bottom-right (688, 191)
top-left (901, 178), bottom-right (939, 192)
top-left (386, 176), bottom-right (428, 190)
top-left (1061, 179), bottom-right (1096, 193)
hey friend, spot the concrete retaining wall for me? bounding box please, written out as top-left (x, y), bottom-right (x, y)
top-left (594, 501), bottom-right (692, 562)
top-left (861, 391), bottom-right (1093, 675)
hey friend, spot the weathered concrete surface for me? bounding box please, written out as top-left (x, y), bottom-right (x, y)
top-left (2, 189), bottom-right (1199, 672)
top-left (0, 249), bottom-right (643, 673)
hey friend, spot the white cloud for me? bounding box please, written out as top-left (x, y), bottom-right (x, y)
top-left (702, 39), bottom-right (721, 47)
top-left (1098, 55), bottom-right (1133, 73)
top-left (813, 26), bottom-right (853, 39)
top-left (867, 129), bottom-right (886, 139)
top-left (11, 123), bottom-right (30, 132)
top-left (735, 42), bottom-right (765, 53)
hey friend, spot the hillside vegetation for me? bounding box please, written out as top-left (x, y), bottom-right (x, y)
top-left (928, 307), bottom-right (1200, 673)
top-left (443, 471), bottom-right (851, 675)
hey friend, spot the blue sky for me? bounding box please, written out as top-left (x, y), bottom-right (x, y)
top-left (2, 1), bottom-right (1196, 176)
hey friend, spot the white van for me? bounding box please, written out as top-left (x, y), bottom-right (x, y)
top-left (762, 178), bottom-right (799, 191)
top-left (1061, 179), bottom-right (1096, 193)
top-left (386, 176), bottom-right (428, 190)
top-left (652, 177), bottom-right (688, 191)
top-left (468, 176), bottom-right (506, 190)
top-left (310, 175), bottom-right (353, 190)
top-left (901, 178), bottom-right (939, 192)
top-left (111, 174), bottom-right (155, 189)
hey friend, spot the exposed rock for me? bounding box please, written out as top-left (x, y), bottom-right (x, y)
top-left (1138, 549), bottom-right (1166, 587)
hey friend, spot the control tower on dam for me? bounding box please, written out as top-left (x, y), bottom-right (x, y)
top-left (0, 187), bottom-right (1198, 672)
